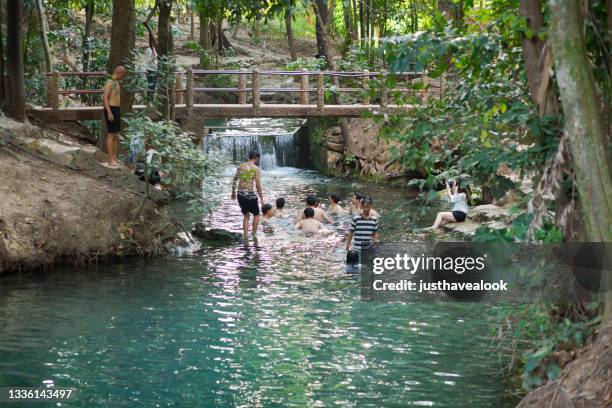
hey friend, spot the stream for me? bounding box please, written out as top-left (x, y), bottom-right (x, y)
top-left (0, 118), bottom-right (512, 407)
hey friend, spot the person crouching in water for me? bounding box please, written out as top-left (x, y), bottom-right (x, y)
top-left (295, 207), bottom-right (328, 235)
top-left (231, 150), bottom-right (264, 237)
top-left (295, 195), bottom-right (334, 224)
top-left (327, 192), bottom-right (343, 215)
top-left (429, 180), bottom-right (470, 229)
top-left (274, 197), bottom-right (287, 218)
top-left (261, 204), bottom-right (274, 225)
top-left (349, 192), bottom-right (363, 215)
top-left (346, 196), bottom-right (379, 251)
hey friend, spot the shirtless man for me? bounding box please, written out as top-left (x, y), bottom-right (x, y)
top-left (294, 195), bottom-right (334, 224)
top-left (102, 66), bottom-right (127, 166)
top-left (295, 208), bottom-right (328, 234)
top-left (231, 150), bottom-right (264, 237)
top-left (349, 192), bottom-right (379, 217)
top-left (327, 192), bottom-right (343, 215)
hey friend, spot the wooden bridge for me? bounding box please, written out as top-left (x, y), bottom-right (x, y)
top-left (30, 68), bottom-right (438, 122)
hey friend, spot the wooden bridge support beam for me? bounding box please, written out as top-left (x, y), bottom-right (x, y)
top-left (238, 69), bottom-right (247, 104)
top-left (316, 72), bottom-right (324, 109)
top-left (186, 68), bottom-right (194, 109)
top-left (299, 69), bottom-right (309, 105)
top-left (175, 73), bottom-right (184, 105)
top-left (362, 69), bottom-right (370, 105)
top-left (380, 70), bottom-right (388, 109)
top-left (46, 71), bottom-right (59, 109)
top-left (252, 69), bottom-right (260, 110)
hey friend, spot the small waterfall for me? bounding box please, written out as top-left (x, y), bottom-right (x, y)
top-left (205, 132), bottom-right (298, 170)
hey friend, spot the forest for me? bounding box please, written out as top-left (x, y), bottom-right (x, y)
top-left (0, 0), bottom-right (610, 406)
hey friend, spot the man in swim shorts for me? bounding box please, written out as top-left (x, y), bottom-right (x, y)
top-left (231, 150), bottom-right (264, 237)
top-left (102, 66), bottom-right (127, 166)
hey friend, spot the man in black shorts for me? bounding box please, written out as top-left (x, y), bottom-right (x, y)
top-left (102, 66), bottom-right (127, 167)
top-left (231, 150), bottom-right (265, 237)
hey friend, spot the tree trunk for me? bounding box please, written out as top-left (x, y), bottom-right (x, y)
top-left (315, 0), bottom-right (329, 57)
top-left (550, 0), bottom-right (612, 321)
top-left (519, 0), bottom-right (557, 115)
top-left (6, 0), bottom-right (26, 121)
top-left (199, 11), bottom-right (209, 59)
top-left (285, 10), bottom-right (297, 61)
top-left (312, 0), bottom-right (351, 153)
top-left (35, 0), bottom-right (52, 72)
top-left (190, 4), bottom-right (195, 41)
top-left (158, 0), bottom-right (174, 120)
top-left (109, 0), bottom-right (136, 113)
top-left (0, 3), bottom-right (6, 105)
top-left (351, 0), bottom-right (358, 40)
top-left (81, 1), bottom-right (94, 103)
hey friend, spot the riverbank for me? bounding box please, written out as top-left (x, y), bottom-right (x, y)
top-left (0, 117), bottom-right (177, 273)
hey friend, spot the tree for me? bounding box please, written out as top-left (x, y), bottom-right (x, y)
top-left (550, 0), bottom-right (612, 321)
top-left (35, 0), bottom-right (52, 72)
top-left (109, 0), bottom-right (136, 113)
top-left (519, 0), bottom-right (557, 115)
top-left (158, 0), bottom-right (175, 120)
top-left (0, 3), bottom-right (6, 104)
top-left (6, 0), bottom-right (26, 121)
top-left (285, 8), bottom-right (297, 61)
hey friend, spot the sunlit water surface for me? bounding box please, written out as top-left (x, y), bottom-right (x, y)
top-left (0, 119), bottom-right (512, 407)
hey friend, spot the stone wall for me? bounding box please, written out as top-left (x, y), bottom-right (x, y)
top-left (310, 118), bottom-right (408, 180)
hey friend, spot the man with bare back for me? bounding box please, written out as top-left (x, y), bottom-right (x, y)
top-left (231, 150), bottom-right (264, 237)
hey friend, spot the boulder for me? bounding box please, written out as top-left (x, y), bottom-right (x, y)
top-left (443, 220), bottom-right (507, 238)
top-left (191, 222), bottom-right (242, 241)
top-left (469, 204), bottom-right (512, 223)
top-left (325, 142), bottom-right (344, 153)
top-left (326, 151), bottom-right (344, 170)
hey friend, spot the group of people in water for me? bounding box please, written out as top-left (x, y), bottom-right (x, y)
top-left (230, 150), bottom-right (470, 262)
top-left (231, 150), bottom-right (381, 252)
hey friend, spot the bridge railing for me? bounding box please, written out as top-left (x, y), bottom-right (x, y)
top-left (44, 68), bottom-right (439, 110)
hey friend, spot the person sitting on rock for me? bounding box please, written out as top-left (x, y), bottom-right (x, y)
top-left (294, 195), bottom-right (333, 224)
top-left (274, 197), bottom-right (287, 218)
top-left (327, 192), bottom-right (343, 215)
top-left (428, 180), bottom-right (471, 229)
top-left (295, 207), bottom-right (328, 235)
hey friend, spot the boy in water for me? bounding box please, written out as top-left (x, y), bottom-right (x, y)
top-left (231, 150), bottom-right (264, 237)
top-left (102, 66), bottom-right (127, 167)
top-left (295, 207), bottom-right (328, 234)
top-left (349, 192), bottom-right (379, 217)
top-left (346, 196), bottom-right (380, 251)
top-left (274, 197), bottom-right (287, 218)
top-left (261, 204), bottom-right (275, 225)
top-left (294, 195), bottom-right (334, 224)
top-left (327, 192), bottom-right (343, 215)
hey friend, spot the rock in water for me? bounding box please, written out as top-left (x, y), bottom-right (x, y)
top-left (191, 222), bottom-right (241, 241)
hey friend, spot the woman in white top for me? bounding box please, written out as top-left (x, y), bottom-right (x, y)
top-left (145, 34), bottom-right (157, 101)
top-left (429, 180), bottom-right (470, 229)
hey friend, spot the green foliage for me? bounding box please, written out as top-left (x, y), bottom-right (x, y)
top-left (122, 113), bottom-right (221, 202)
top-left (492, 302), bottom-right (598, 391)
top-left (381, 24), bottom-right (561, 202)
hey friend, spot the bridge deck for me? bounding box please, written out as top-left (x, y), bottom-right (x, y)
top-left (30, 104), bottom-right (410, 121)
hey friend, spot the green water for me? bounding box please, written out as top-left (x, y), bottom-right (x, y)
top-left (0, 122), bottom-right (512, 407)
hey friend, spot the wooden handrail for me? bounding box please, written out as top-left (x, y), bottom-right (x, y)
top-left (43, 68), bottom-right (434, 110)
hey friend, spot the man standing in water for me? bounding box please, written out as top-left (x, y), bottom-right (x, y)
top-left (346, 196), bottom-right (379, 251)
top-left (231, 150), bottom-right (264, 237)
top-left (102, 65), bottom-right (127, 166)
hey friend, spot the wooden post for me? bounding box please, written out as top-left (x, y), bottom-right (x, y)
top-left (299, 69), bottom-right (309, 105)
top-left (46, 71), bottom-right (59, 109)
top-left (252, 69), bottom-right (260, 109)
top-left (316, 71), bottom-right (324, 109)
top-left (175, 72), bottom-right (184, 104)
top-left (238, 69), bottom-right (247, 104)
top-left (380, 70), bottom-right (388, 109)
top-left (186, 68), bottom-right (194, 109)
top-left (362, 69), bottom-right (370, 105)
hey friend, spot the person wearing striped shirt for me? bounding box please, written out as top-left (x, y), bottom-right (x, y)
top-left (346, 196), bottom-right (380, 251)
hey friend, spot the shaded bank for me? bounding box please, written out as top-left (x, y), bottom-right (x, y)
top-left (0, 118), bottom-right (176, 273)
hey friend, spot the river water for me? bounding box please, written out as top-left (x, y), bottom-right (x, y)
top-left (0, 119), bottom-right (512, 407)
